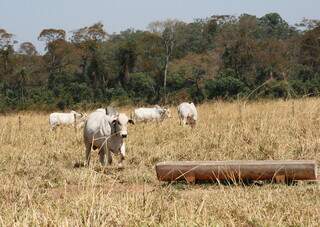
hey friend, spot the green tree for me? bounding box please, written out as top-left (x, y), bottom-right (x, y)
top-left (19, 42), bottom-right (37, 56)
top-left (0, 28), bottom-right (16, 78)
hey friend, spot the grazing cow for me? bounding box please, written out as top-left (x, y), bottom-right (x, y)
top-left (132, 106), bottom-right (171, 122)
top-left (177, 102), bottom-right (198, 128)
top-left (83, 109), bottom-right (134, 167)
top-left (106, 106), bottom-right (119, 117)
top-left (49, 110), bottom-right (84, 130)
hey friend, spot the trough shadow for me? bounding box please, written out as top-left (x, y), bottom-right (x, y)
top-left (162, 179), bottom-right (299, 189)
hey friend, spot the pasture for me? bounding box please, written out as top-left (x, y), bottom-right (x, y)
top-left (0, 99), bottom-right (320, 226)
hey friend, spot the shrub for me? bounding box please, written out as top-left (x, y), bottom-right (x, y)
top-left (205, 76), bottom-right (248, 99)
top-left (128, 72), bottom-right (156, 103)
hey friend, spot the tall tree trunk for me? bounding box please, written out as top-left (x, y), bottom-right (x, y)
top-left (123, 63), bottom-right (129, 84)
top-left (92, 71), bottom-right (97, 89)
top-left (120, 63), bottom-right (130, 88)
top-left (81, 56), bottom-right (87, 75)
top-left (163, 54), bottom-right (169, 104)
top-left (163, 40), bottom-right (173, 104)
top-left (4, 51), bottom-right (9, 75)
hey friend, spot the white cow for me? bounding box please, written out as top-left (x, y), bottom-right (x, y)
top-left (49, 110), bottom-right (84, 130)
top-left (132, 106), bottom-right (171, 122)
top-left (83, 110), bottom-right (134, 167)
top-left (177, 102), bottom-right (198, 128)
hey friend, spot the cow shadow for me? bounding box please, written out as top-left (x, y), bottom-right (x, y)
top-left (73, 161), bottom-right (125, 174)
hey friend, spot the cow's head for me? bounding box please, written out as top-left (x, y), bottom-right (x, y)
top-left (71, 110), bottom-right (83, 118)
top-left (79, 113), bottom-right (88, 121)
top-left (160, 108), bottom-right (171, 119)
top-left (187, 114), bottom-right (196, 128)
top-left (111, 113), bottom-right (135, 138)
top-left (164, 108), bottom-right (171, 118)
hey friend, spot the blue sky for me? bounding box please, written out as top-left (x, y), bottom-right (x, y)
top-left (0, 0), bottom-right (319, 52)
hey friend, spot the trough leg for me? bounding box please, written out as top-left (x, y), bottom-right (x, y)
top-left (275, 175), bottom-right (286, 184)
top-left (185, 173), bottom-right (196, 184)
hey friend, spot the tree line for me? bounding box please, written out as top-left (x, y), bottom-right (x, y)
top-left (0, 13), bottom-right (320, 111)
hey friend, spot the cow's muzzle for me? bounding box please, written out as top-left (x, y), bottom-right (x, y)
top-left (121, 134), bottom-right (127, 138)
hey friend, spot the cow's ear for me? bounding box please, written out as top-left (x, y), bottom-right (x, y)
top-left (128, 119), bottom-right (135, 125)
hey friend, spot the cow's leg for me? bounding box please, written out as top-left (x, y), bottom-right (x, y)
top-left (51, 123), bottom-right (58, 131)
top-left (85, 143), bottom-right (91, 167)
top-left (182, 118), bottom-right (187, 126)
top-left (107, 148), bottom-right (113, 165)
top-left (99, 145), bottom-right (106, 166)
top-left (118, 143), bottom-right (125, 168)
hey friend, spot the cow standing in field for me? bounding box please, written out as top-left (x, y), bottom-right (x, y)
top-left (177, 102), bottom-right (198, 128)
top-left (49, 110), bottom-right (85, 130)
top-left (132, 106), bottom-right (171, 123)
top-left (83, 109), bottom-right (134, 167)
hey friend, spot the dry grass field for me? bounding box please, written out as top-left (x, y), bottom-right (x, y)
top-left (1, 99), bottom-right (320, 226)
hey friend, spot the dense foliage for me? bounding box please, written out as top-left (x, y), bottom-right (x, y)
top-left (0, 13), bottom-right (320, 111)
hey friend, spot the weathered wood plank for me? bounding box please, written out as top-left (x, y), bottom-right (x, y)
top-left (155, 160), bottom-right (317, 182)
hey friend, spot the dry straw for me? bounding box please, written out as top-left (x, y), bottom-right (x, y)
top-left (0, 99), bottom-right (319, 226)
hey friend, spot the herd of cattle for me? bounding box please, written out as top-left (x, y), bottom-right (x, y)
top-left (49, 102), bottom-right (198, 167)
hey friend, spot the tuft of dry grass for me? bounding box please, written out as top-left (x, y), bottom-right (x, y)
top-left (0, 99), bottom-right (320, 226)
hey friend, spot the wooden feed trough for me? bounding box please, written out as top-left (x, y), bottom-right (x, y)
top-left (155, 160), bottom-right (318, 184)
